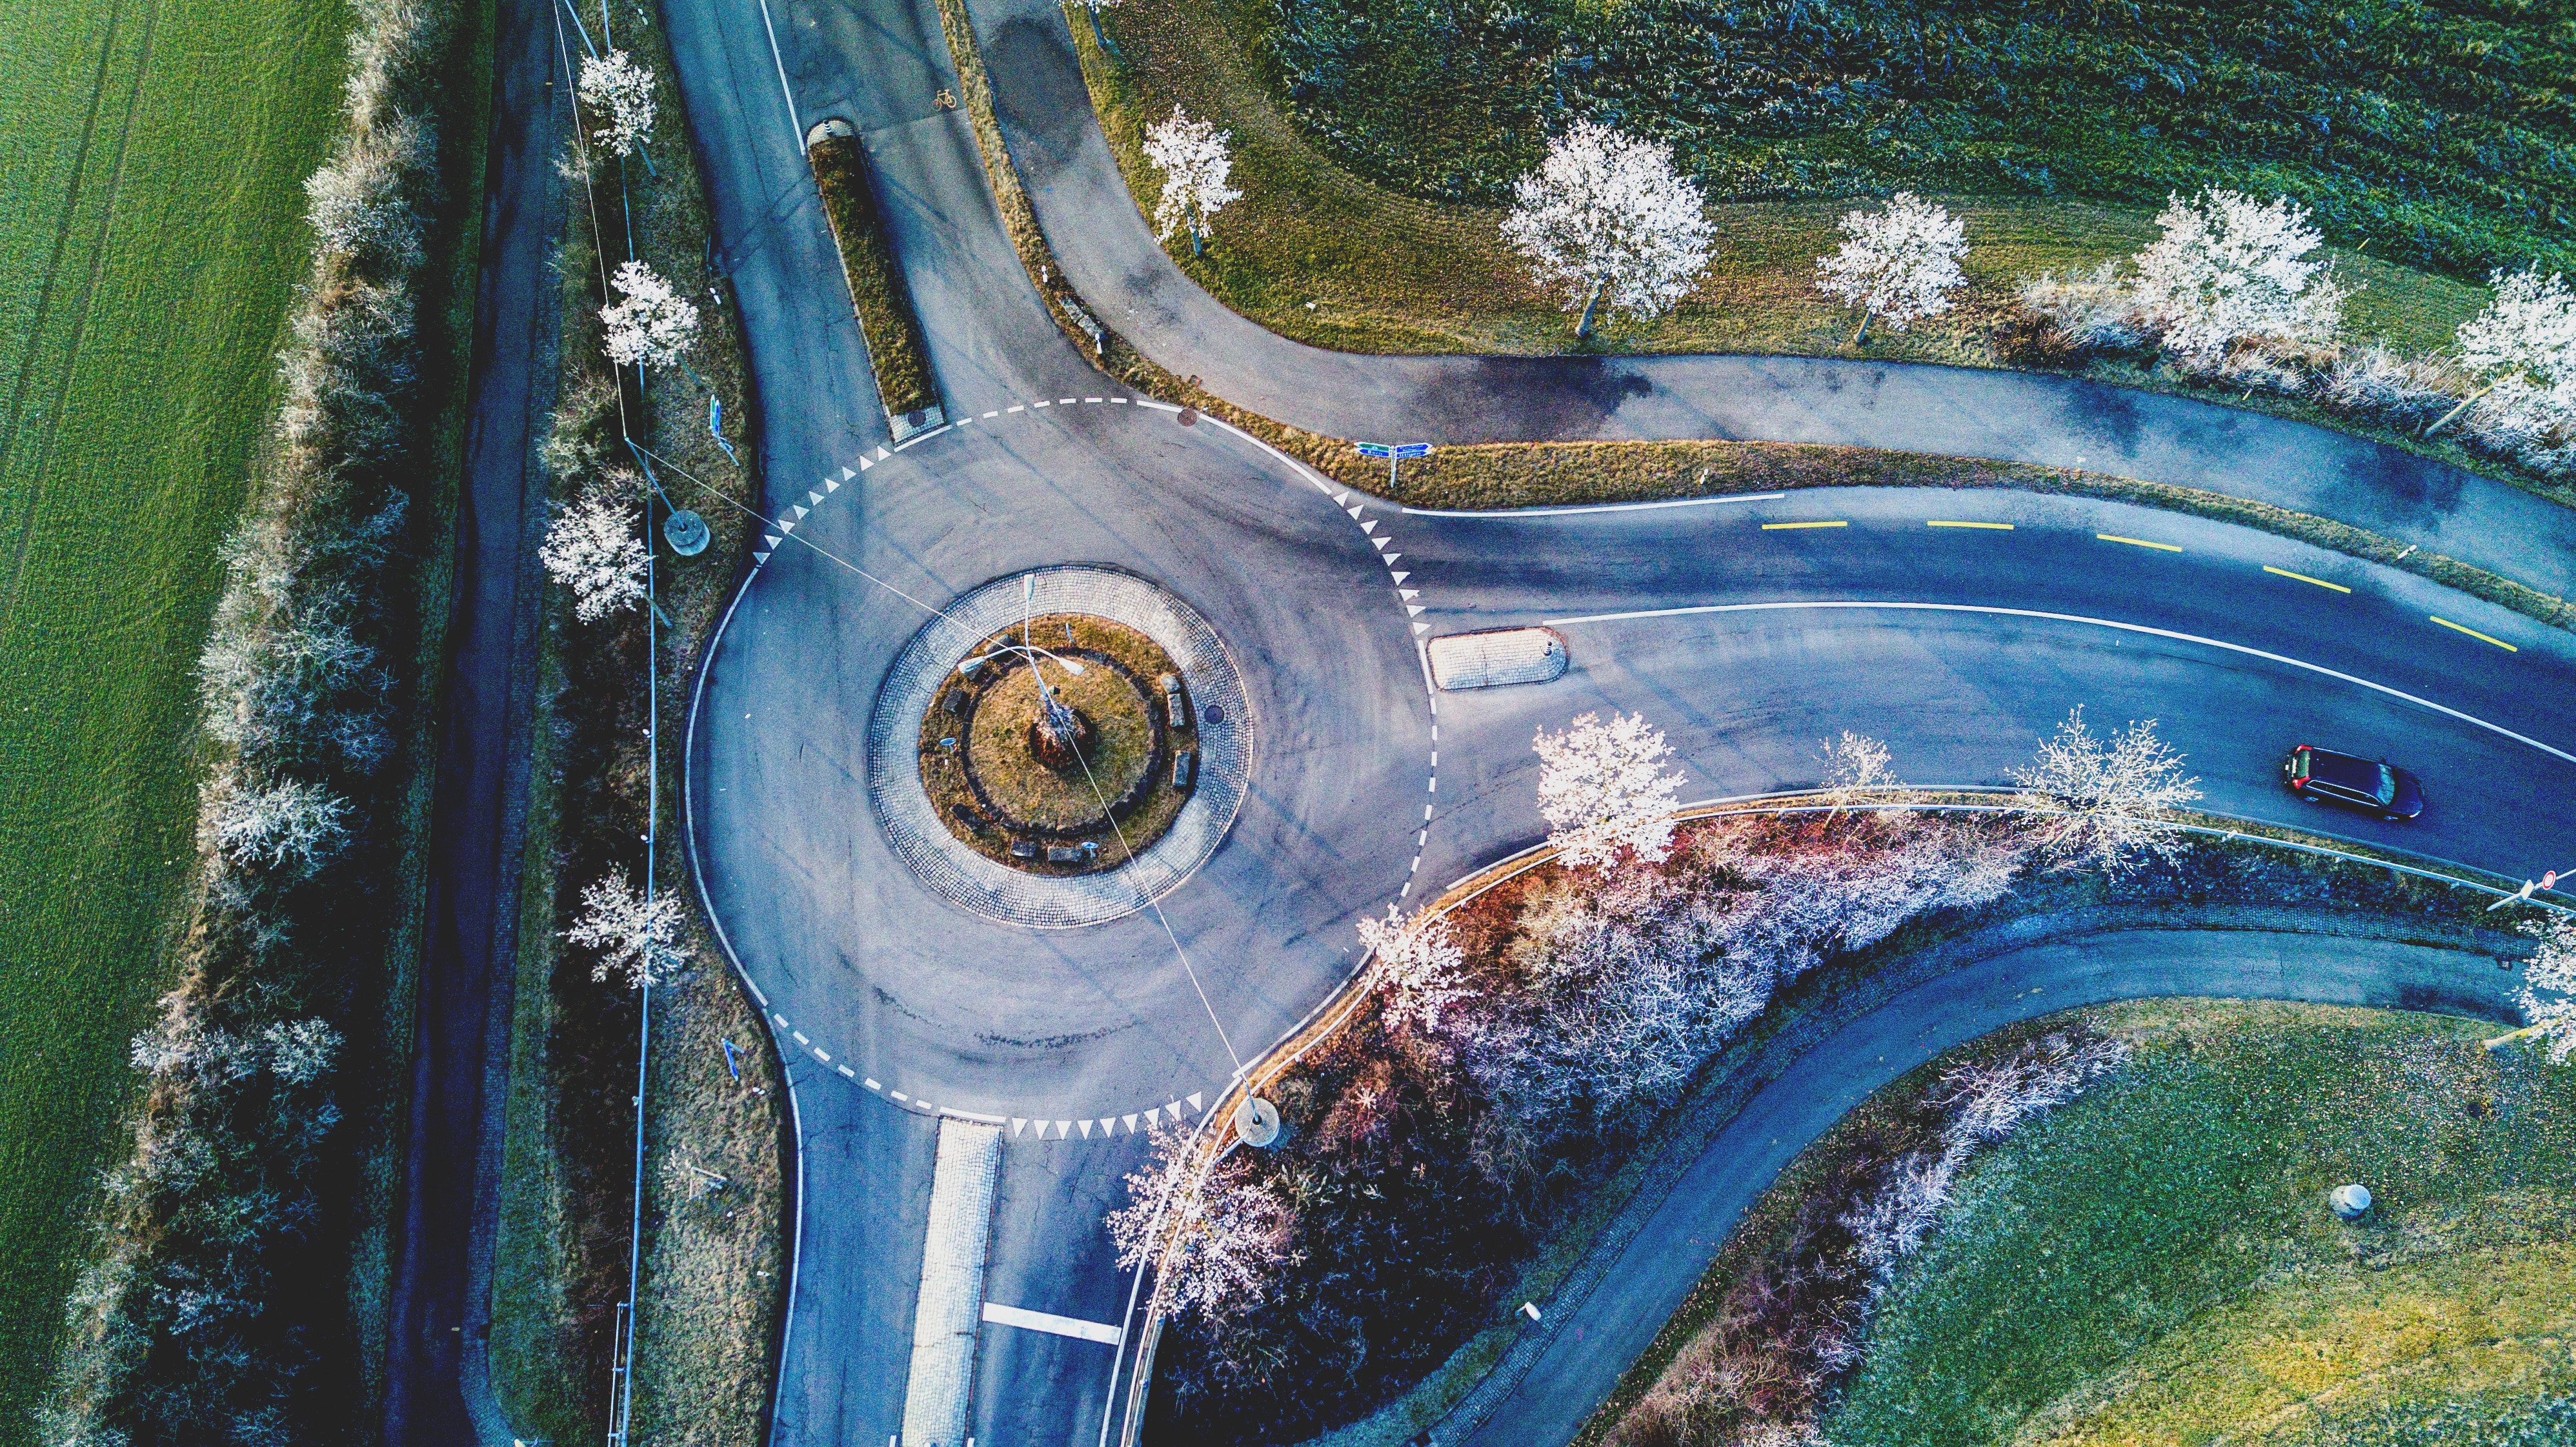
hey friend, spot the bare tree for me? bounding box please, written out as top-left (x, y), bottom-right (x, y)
top-left (2010, 707), bottom-right (2202, 875)
top-left (565, 872), bottom-right (688, 988)
top-left (2130, 188), bottom-right (2348, 365)
top-left (2516, 917), bottom-right (2576, 1063)
top-left (1533, 711), bottom-right (1687, 870)
top-left (1501, 121), bottom-right (1713, 340)
top-left (1356, 904), bottom-right (1473, 1031)
top-left (576, 50), bottom-right (657, 157)
top-left (539, 473), bottom-right (651, 622)
top-left (2428, 265), bottom-right (2576, 437)
top-left (1816, 730), bottom-right (1897, 816)
top-left (1815, 192), bottom-right (1968, 347)
top-left (1142, 107), bottom-right (1242, 259)
top-left (1105, 1124), bottom-right (1296, 1322)
top-left (600, 259), bottom-right (700, 372)
top-left (210, 778), bottom-right (352, 875)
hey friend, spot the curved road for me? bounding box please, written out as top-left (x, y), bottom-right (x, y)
top-left (639, 0), bottom-right (2576, 1442)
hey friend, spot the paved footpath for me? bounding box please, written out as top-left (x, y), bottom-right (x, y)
top-left (968, 0), bottom-right (2576, 602)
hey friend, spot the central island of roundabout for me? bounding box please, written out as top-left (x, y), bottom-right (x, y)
top-left (869, 566), bottom-right (1254, 928)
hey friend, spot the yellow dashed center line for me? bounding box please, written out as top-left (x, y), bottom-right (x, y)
top-left (2430, 616), bottom-right (2518, 652)
top-left (1761, 520), bottom-right (1848, 531)
top-left (1927, 520), bottom-right (2014, 530)
top-left (2262, 565), bottom-right (2351, 593)
top-left (2097, 533), bottom-right (2184, 552)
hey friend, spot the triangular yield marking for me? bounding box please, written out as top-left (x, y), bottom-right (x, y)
top-left (1098, 1117), bottom-right (1118, 1135)
top-left (1360, 520), bottom-right (1377, 534)
top-left (1078, 1119), bottom-right (1094, 1138)
top-left (858, 455), bottom-right (872, 471)
top-left (1384, 553), bottom-right (1401, 565)
top-left (1413, 622), bottom-right (1431, 636)
top-left (1390, 571), bottom-right (1410, 583)
top-left (876, 446), bottom-right (891, 460)
top-left (752, 552), bottom-right (770, 565)
top-left (824, 478), bottom-right (839, 492)
top-left (1165, 1101), bottom-right (1183, 1118)
top-left (1346, 505), bottom-right (1364, 520)
top-left (790, 504), bottom-right (809, 519)
top-left (1334, 492), bottom-right (1350, 506)
top-left (1400, 589), bottom-right (1419, 600)
top-left (778, 517), bottom-right (796, 533)
top-left (763, 534), bottom-right (781, 549)
top-left (1144, 1106), bottom-right (1161, 1126)
top-left (1406, 605), bottom-right (1426, 616)
top-left (1372, 536), bottom-right (1390, 551)
top-left (1011, 1118), bottom-right (1027, 1137)
top-left (840, 467), bottom-right (856, 480)
top-left (807, 491), bottom-right (824, 505)
top-left (1186, 1091), bottom-right (1205, 1112)
top-left (1123, 1113), bottom-right (1138, 1132)
top-left (1055, 1119), bottom-right (1073, 1138)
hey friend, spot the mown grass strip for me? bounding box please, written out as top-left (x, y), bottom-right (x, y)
top-left (809, 135), bottom-right (941, 421)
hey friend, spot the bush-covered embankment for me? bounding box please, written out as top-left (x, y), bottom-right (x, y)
top-left (1129, 802), bottom-right (2553, 1446)
top-left (810, 134), bottom-right (943, 423)
top-left (39, 0), bottom-right (487, 1433)
top-left (484, 19), bottom-right (781, 1447)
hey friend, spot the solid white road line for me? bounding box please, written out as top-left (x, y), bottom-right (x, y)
top-left (1542, 599), bottom-right (2574, 765)
top-left (1403, 492), bottom-right (1787, 518)
top-left (980, 1302), bottom-right (1125, 1346)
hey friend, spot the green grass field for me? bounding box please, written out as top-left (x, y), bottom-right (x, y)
top-left (0, 0), bottom-right (349, 1427)
top-left (1829, 1002), bottom-right (2576, 1446)
top-left (1078, 0), bottom-right (2493, 364)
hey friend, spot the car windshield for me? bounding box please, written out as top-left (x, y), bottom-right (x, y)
top-left (2376, 764), bottom-right (2398, 805)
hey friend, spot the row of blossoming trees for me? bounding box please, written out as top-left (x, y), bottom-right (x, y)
top-left (1109, 705), bottom-right (2575, 1437)
top-left (1139, 109), bottom-right (2575, 480)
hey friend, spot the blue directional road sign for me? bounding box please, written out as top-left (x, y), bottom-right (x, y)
top-left (1354, 441), bottom-right (1434, 459)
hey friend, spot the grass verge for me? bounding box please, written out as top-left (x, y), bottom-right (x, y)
top-left (1840, 1002), bottom-right (2573, 1447)
top-left (810, 134), bottom-right (942, 420)
top-left (485, 9), bottom-right (781, 1441)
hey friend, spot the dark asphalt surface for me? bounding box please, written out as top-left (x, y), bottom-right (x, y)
top-left (1456, 931), bottom-right (2531, 1447)
top-left (636, 0), bottom-right (2576, 1442)
top-left (387, 0), bottom-right (559, 1437)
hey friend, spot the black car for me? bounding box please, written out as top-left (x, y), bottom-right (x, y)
top-left (2282, 744), bottom-right (2424, 820)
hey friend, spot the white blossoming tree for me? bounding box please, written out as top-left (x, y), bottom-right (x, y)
top-left (1501, 121), bottom-right (1713, 340)
top-left (2011, 707), bottom-right (2202, 875)
top-left (539, 474), bottom-right (650, 622)
top-left (1356, 904), bottom-right (1473, 1031)
top-left (2129, 188), bottom-right (2348, 364)
top-left (1142, 107), bottom-right (1241, 258)
top-left (1534, 711), bottom-right (1686, 870)
top-left (1105, 1125), bottom-right (1295, 1322)
top-left (2513, 917), bottom-right (2576, 1062)
top-left (212, 778), bottom-right (352, 875)
top-left (1815, 192), bottom-right (1969, 347)
top-left (576, 50), bottom-right (657, 157)
top-left (600, 258), bottom-right (700, 372)
top-left (1817, 729), bottom-right (1898, 816)
top-left (565, 872), bottom-right (688, 988)
top-left (2428, 266), bottom-right (2576, 436)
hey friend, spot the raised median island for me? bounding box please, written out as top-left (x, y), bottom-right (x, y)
top-left (808, 126), bottom-right (946, 436)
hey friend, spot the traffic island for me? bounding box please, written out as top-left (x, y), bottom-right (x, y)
top-left (867, 567), bottom-right (1252, 928)
top-left (916, 612), bottom-right (1195, 875)
top-left (807, 123), bottom-right (947, 440)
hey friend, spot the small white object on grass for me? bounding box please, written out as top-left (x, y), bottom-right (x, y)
top-left (2329, 1182), bottom-right (2373, 1219)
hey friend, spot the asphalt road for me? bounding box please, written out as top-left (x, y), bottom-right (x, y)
top-left (638, 0), bottom-right (2576, 1443)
